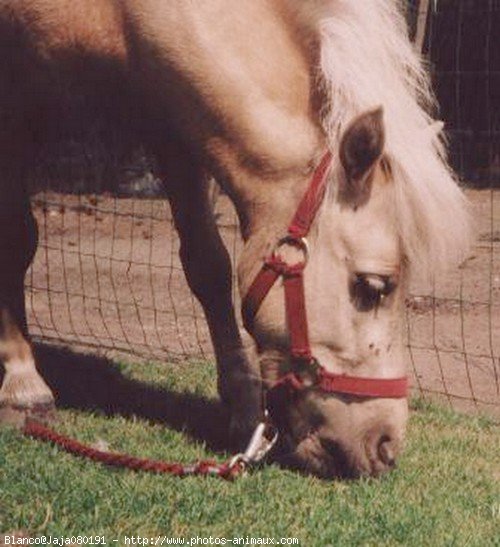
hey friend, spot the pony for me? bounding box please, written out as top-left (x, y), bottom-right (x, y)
top-left (0, 0), bottom-right (470, 478)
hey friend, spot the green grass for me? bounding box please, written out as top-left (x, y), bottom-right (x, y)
top-left (1, 358), bottom-right (498, 546)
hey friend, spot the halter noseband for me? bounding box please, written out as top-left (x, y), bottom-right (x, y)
top-left (242, 152), bottom-right (408, 399)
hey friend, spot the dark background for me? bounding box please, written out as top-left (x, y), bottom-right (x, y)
top-left (409, 0), bottom-right (499, 185)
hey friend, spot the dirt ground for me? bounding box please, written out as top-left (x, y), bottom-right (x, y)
top-left (25, 189), bottom-right (499, 419)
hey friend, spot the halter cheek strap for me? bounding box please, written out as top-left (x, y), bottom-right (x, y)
top-left (242, 152), bottom-right (408, 399)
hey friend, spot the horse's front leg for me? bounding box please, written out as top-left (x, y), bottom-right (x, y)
top-left (0, 309), bottom-right (55, 426)
top-left (162, 151), bottom-right (263, 447)
top-left (0, 200), bottom-right (55, 426)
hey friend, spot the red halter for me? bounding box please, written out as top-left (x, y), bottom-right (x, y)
top-left (242, 152), bottom-right (408, 399)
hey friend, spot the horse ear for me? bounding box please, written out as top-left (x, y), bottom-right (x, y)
top-left (339, 107), bottom-right (385, 207)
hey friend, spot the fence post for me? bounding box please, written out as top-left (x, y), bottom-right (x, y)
top-left (415, 0), bottom-right (431, 52)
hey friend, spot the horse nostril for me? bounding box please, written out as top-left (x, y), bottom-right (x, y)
top-left (377, 434), bottom-right (396, 468)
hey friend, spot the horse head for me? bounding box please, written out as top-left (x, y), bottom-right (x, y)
top-left (239, 108), bottom-right (412, 477)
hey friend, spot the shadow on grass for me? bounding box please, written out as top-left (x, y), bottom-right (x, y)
top-left (32, 343), bottom-right (231, 454)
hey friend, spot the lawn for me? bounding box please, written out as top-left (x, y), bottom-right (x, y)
top-left (0, 355), bottom-right (498, 546)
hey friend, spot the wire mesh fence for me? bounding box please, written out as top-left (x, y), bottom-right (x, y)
top-left (403, 0), bottom-right (499, 416)
top-left (27, 191), bottom-right (241, 362)
top-left (24, 0), bottom-right (499, 418)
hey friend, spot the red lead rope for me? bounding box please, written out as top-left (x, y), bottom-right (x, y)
top-left (242, 152), bottom-right (408, 400)
top-left (22, 417), bottom-right (278, 480)
top-left (23, 420), bottom-right (245, 480)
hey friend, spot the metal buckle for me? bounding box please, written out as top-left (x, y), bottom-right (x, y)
top-left (229, 413), bottom-right (279, 470)
top-left (272, 236), bottom-right (309, 265)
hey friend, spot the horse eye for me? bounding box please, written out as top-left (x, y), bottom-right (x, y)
top-left (350, 273), bottom-right (396, 311)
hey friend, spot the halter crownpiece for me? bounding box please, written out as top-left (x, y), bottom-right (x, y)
top-left (242, 151), bottom-right (408, 399)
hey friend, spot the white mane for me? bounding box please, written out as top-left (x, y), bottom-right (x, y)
top-left (289, 0), bottom-right (472, 279)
